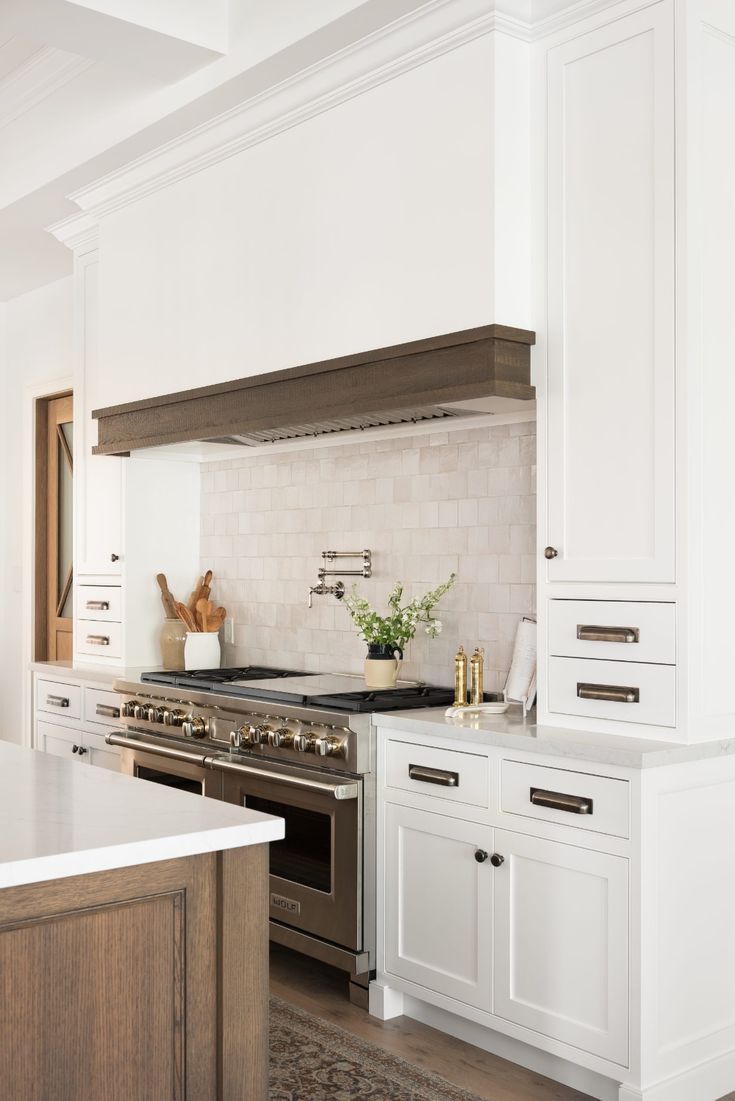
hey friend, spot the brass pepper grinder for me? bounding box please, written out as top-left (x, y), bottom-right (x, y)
top-left (453, 646), bottom-right (468, 707)
top-left (470, 647), bottom-right (485, 706)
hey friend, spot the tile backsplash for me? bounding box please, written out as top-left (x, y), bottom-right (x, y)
top-left (201, 419), bottom-right (536, 692)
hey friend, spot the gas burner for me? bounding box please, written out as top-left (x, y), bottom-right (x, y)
top-left (140, 666), bottom-right (313, 690)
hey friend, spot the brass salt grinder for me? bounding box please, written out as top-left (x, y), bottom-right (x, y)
top-left (453, 646), bottom-right (468, 706)
top-left (470, 646), bottom-right (485, 706)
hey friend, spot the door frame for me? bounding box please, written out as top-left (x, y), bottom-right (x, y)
top-left (22, 375), bottom-right (73, 748)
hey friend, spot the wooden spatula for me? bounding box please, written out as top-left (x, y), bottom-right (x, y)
top-left (175, 601), bottom-right (198, 633)
top-left (156, 573), bottom-right (177, 619)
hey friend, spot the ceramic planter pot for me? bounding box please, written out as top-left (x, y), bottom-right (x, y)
top-left (364, 644), bottom-right (403, 689)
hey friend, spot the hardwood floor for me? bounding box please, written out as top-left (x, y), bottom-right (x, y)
top-left (270, 946), bottom-right (735, 1101)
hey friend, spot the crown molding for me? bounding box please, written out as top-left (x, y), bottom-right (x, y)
top-left (47, 212), bottom-right (99, 257)
top-left (49, 0), bottom-right (633, 241)
top-left (0, 46), bottom-right (93, 131)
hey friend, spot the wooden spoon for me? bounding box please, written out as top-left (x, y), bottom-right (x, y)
top-left (196, 598), bottom-right (214, 632)
top-left (208, 607), bottom-right (226, 633)
top-left (175, 601), bottom-right (198, 633)
top-left (187, 576), bottom-right (203, 613)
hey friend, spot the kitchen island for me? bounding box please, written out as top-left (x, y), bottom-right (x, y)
top-left (0, 740), bottom-right (283, 1101)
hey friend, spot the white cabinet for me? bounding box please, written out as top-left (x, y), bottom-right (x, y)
top-left (493, 829), bottom-right (628, 1065)
top-left (384, 803), bottom-right (493, 1011)
top-left (543, 1), bottom-right (675, 584)
top-left (33, 672), bottom-right (122, 772)
top-left (74, 251), bottom-right (123, 579)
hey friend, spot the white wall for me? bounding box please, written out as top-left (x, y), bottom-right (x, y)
top-left (0, 277), bottom-right (74, 743)
top-left (97, 32), bottom-right (531, 407)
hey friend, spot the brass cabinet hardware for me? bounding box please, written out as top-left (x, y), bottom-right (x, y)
top-left (577, 624), bottom-right (640, 643)
top-left (95, 704), bottom-right (120, 718)
top-left (85, 600), bottom-right (110, 611)
top-left (577, 682), bottom-right (639, 704)
top-left (46, 695), bottom-right (69, 708)
top-left (86, 635), bottom-right (110, 646)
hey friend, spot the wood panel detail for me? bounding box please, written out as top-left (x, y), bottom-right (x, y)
top-left (0, 850), bottom-right (269, 1101)
top-left (92, 325), bottom-right (536, 456)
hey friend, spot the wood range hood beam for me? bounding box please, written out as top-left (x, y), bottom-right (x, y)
top-left (92, 325), bottom-right (536, 456)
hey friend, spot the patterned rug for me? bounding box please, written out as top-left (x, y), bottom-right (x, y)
top-left (269, 996), bottom-right (486, 1100)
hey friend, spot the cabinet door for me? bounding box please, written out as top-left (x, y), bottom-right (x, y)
top-left (86, 732), bottom-right (121, 772)
top-left (545, 2), bottom-right (675, 582)
top-left (493, 830), bottom-right (628, 1065)
top-left (74, 253), bottom-right (123, 577)
top-left (384, 803), bottom-right (493, 1011)
top-left (36, 721), bottom-right (86, 763)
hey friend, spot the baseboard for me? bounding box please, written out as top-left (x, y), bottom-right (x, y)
top-left (397, 992), bottom-right (621, 1101)
top-left (622, 1047), bottom-right (735, 1101)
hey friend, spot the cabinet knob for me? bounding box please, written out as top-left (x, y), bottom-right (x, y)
top-left (72, 744), bottom-right (79, 754)
top-left (110, 553), bottom-right (119, 562)
top-left (544, 546), bottom-right (558, 560)
top-left (490, 853), bottom-right (505, 868)
top-left (474, 850), bottom-right (488, 864)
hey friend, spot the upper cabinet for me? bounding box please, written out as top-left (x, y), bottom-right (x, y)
top-left (543, 1), bottom-right (675, 584)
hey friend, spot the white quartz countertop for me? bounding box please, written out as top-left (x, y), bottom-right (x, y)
top-left (0, 740), bottom-right (284, 890)
top-left (30, 660), bottom-right (158, 685)
top-left (375, 708), bottom-right (735, 769)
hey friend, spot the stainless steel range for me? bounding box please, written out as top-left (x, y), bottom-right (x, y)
top-left (109, 667), bottom-right (453, 1004)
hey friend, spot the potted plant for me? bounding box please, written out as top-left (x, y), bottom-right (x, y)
top-left (343, 574), bottom-right (456, 688)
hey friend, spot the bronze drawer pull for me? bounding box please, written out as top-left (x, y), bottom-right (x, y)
top-left (85, 600), bottom-right (110, 611)
top-left (408, 764), bottom-right (459, 787)
top-left (577, 682), bottom-right (639, 704)
top-left (530, 788), bottom-right (593, 815)
top-left (96, 704), bottom-right (120, 718)
top-left (576, 624), bottom-right (639, 643)
top-left (86, 634), bottom-right (111, 646)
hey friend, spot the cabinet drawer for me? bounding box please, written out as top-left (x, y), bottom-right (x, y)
top-left (549, 656), bottom-right (675, 727)
top-left (76, 584), bottom-right (122, 622)
top-left (77, 622), bottom-right (122, 659)
top-left (501, 759), bottom-right (629, 838)
top-left (549, 599), bottom-right (675, 664)
top-left (385, 740), bottom-right (490, 808)
top-left (36, 678), bottom-right (82, 720)
top-left (84, 686), bottom-right (122, 726)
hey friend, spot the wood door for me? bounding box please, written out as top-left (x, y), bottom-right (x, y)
top-left (46, 394), bottom-right (74, 659)
top-left (384, 802), bottom-right (493, 1011)
top-left (493, 829), bottom-right (629, 1065)
top-left (544, 2), bottom-right (675, 582)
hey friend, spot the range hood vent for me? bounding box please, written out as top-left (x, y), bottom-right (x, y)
top-left (207, 404), bottom-right (476, 446)
top-left (92, 325), bottom-right (535, 456)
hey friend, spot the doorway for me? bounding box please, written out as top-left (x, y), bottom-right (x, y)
top-left (35, 392), bottom-right (73, 661)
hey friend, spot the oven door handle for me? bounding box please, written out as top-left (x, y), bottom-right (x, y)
top-left (205, 757), bottom-right (359, 800)
top-left (105, 733), bottom-right (208, 766)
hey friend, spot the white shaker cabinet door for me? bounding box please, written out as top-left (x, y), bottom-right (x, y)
top-left (384, 803), bottom-right (494, 1012)
top-left (493, 830), bottom-right (629, 1065)
top-left (544, 1), bottom-right (675, 582)
top-left (74, 253), bottom-right (123, 578)
top-left (36, 721), bottom-right (86, 763)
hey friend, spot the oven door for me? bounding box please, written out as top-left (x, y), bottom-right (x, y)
top-left (212, 757), bottom-right (362, 952)
top-left (108, 735), bottom-right (223, 799)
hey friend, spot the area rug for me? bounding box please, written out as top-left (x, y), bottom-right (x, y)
top-left (269, 996), bottom-right (486, 1100)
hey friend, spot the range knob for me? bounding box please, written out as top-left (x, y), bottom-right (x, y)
top-left (229, 729), bottom-right (242, 750)
top-left (122, 700), bottom-right (138, 718)
top-left (132, 703), bottom-right (148, 721)
top-left (250, 723), bottom-right (271, 746)
top-left (163, 709), bottom-right (185, 727)
top-left (182, 716), bottom-right (206, 738)
top-left (293, 733), bottom-right (310, 753)
top-left (265, 726), bottom-right (290, 753)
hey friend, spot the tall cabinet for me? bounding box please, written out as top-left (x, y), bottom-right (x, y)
top-left (51, 219), bottom-right (201, 670)
top-left (536, 0), bottom-right (735, 742)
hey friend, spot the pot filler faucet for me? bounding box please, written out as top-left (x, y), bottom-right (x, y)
top-left (307, 549), bottom-right (372, 607)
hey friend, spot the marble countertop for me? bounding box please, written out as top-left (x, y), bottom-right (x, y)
top-left (374, 707), bottom-right (735, 769)
top-left (0, 740), bottom-right (283, 890)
